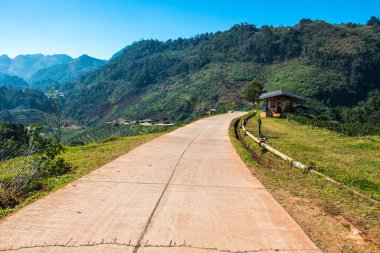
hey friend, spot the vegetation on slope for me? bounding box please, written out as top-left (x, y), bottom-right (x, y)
top-left (0, 73), bottom-right (29, 88)
top-left (64, 19), bottom-right (380, 126)
top-left (0, 86), bottom-right (51, 125)
top-left (61, 123), bottom-right (179, 146)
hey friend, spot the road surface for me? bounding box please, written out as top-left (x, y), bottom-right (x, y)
top-left (0, 112), bottom-right (320, 252)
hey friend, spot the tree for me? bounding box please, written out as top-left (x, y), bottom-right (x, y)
top-left (277, 97), bottom-right (293, 113)
top-left (367, 16), bottom-right (380, 26)
top-left (224, 101), bottom-right (237, 112)
top-left (46, 87), bottom-right (65, 143)
top-left (243, 80), bottom-right (265, 104)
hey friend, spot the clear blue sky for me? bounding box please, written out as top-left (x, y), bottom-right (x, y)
top-left (0, 0), bottom-right (379, 60)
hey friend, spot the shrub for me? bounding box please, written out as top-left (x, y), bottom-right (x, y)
top-left (288, 114), bottom-right (380, 136)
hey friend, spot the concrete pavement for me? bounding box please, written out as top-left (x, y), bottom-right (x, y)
top-left (0, 112), bottom-right (320, 252)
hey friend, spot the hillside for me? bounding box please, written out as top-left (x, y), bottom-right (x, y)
top-left (0, 54), bottom-right (73, 81)
top-left (29, 55), bottom-right (107, 91)
top-left (64, 19), bottom-right (380, 125)
top-left (0, 87), bottom-right (50, 125)
top-left (0, 73), bottom-right (29, 88)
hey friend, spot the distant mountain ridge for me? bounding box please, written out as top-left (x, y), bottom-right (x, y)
top-left (0, 54), bottom-right (73, 81)
top-left (0, 54), bottom-right (106, 91)
top-left (0, 53), bottom-right (106, 125)
top-left (29, 54), bottom-right (107, 91)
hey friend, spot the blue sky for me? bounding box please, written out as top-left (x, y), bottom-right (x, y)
top-left (0, 0), bottom-right (379, 59)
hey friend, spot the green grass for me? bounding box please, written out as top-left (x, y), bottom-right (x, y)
top-left (0, 132), bottom-right (163, 217)
top-left (245, 114), bottom-right (380, 201)
top-left (230, 113), bottom-right (380, 249)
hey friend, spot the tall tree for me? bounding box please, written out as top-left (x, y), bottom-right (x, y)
top-left (243, 80), bottom-right (265, 104)
top-left (46, 87), bottom-right (65, 143)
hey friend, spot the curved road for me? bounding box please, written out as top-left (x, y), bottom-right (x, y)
top-left (0, 112), bottom-right (320, 252)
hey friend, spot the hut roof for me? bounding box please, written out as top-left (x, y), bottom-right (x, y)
top-left (259, 90), bottom-right (305, 100)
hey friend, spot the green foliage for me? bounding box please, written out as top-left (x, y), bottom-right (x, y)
top-left (242, 80), bottom-right (265, 104)
top-left (0, 122), bottom-right (29, 160)
top-left (0, 123), bottom-right (71, 208)
top-left (0, 86), bottom-right (51, 125)
top-left (0, 86), bottom-right (50, 112)
top-left (61, 20), bottom-right (380, 125)
top-left (0, 73), bottom-right (28, 88)
top-left (367, 16), bottom-right (380, 26)
top-left (289, 114), bottom-right (380, 136)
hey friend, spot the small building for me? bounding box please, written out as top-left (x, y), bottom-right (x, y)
top-left (259, 90), bottom-right (305, 118)
top-left (208, 108), bottom-right (217, 115)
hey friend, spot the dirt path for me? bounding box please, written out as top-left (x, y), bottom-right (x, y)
top-left (0, 112), bottom-right (320, 253)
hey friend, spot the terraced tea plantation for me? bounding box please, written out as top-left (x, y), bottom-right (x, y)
top-left (61, 123), bottom-right (178, 146)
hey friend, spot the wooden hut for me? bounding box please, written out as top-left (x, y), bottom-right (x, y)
top-left (259, 90), bottom-right (305, 118)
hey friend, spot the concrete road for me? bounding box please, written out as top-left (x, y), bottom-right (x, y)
top-left (0, 112), bottom-right (320, 252)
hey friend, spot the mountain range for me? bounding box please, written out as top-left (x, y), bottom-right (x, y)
top-left (1, 18), bottom-right (380, 127)
top-left (0, 54), bottom-right (73, 81)
top-left (0, 54), bottom-right (106, 125)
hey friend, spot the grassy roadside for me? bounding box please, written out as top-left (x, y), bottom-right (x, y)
top-left (229, 114), bottom-right (380, 253)
top-left (246, 114), bottom-right (380, 201)
top-left (0, 132), bottom-right (164, 218)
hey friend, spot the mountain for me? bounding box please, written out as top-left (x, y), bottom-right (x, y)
top-left (0, 86), bottom-right (50, 125)
top-left (63, 18), bottom-right (380, 125)
top-left (110, 45), bottom-right (130, 59)
top-left (29, 55), bottom-right (107, 91)
top-left (0, 54), bottom-right (11, 72)
top-left (0, 54), bottom-right (73, 81)
top-left (0, 73), bottom-right (29, 88)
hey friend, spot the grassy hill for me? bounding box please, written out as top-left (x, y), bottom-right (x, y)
top-left (64, 19), bottom-right (380, 126)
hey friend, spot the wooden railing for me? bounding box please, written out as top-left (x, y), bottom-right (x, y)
top-left (236, 112), bottom-right (379, 205)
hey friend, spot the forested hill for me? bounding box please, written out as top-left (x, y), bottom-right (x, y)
top-left (64, 18), bottom-right (380, 125)
top-left (0, 73), bottom-right (29, 88)
top-left (0, 87), bottom-right (51, 125)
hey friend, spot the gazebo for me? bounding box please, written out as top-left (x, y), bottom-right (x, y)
top-left (259, 90), bottom-right (305, 118)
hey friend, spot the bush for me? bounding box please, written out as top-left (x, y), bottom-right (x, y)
top-left (0, 124), bottom-right (73, 209)
top-left (288, 114), bottom-right (380, 136)
top-left (48, 158), bottom-right (72, 176)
